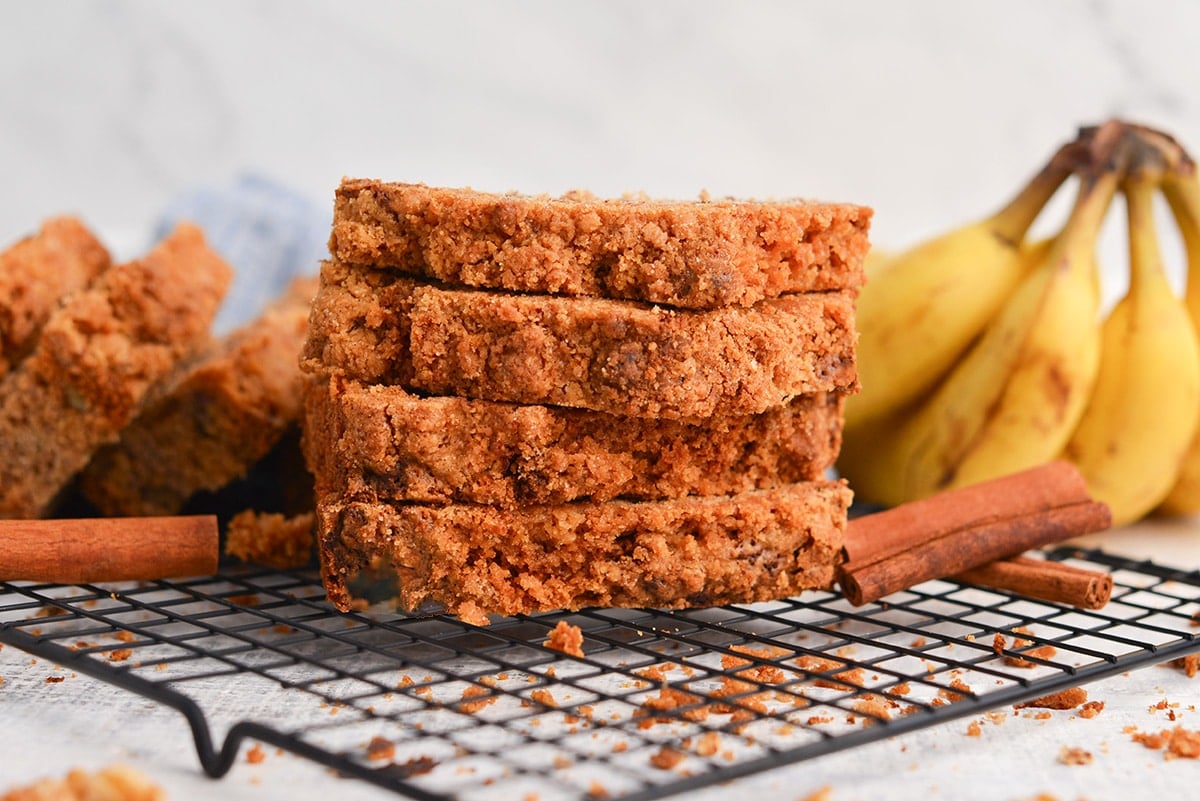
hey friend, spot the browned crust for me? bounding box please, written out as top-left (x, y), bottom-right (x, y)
top-left (302, 260), bottom-right (857, 420)
top-left (303, 375), bottom-right (844, 506)
top-left (317, 481), bottom-right (851, 622)
top-left (0, 217), bottom-right (112, 378)
top-left (0, 224), bottom-right (232, 518)
top-left (329, 179), bottom-right (870, 309)
top-left (79, 277), bottom-right (317, 516)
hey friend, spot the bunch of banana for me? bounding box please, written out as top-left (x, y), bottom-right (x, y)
top-left (1061, 159), bottom-right (1200, 524)
top-left (846, 140), bottom-right (1081, 430)
top-left (839, 121), bottom-right (1200, 525)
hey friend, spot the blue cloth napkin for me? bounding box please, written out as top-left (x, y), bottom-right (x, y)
top-left (152, 173), bottom-right (330, 334)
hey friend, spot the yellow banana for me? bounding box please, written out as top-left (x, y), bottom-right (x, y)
top-left (845, 145), bottom-right (1078, 430)
top-left (1156, 164), bottom-right (1200, 515)
top-left (1063, 172), bottom-right (1200, 525)
top-left (839, 167), bottom-right (1119, 506)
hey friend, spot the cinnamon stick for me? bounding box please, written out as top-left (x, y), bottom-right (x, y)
top-left (839, 500), bottom-right (1111, 606)
top-left (0, 516), bottom-right (218, 583)
top-left (843, 461), bottom-right (1090, 565)
top-left (953, 555), bottom-right (1113, 610)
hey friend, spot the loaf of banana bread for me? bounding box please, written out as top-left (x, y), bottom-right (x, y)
top-left (303, 260), bottom-right (857, 420)
top-left (330, 179), bottom-right (871, 308)
top-left (79, 277), bottom-right (317, 516)
top-left (0, 216), bottom-right (111, 379)
top-left (0, 224), bottom-right (232, 518)
top-left (318, 480), bottom-right (851, 623)
top-left (304, 375), bottom-right (845, 506)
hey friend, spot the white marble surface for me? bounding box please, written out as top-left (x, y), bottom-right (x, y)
top-left (4, 1), bottom-right (1200, 798)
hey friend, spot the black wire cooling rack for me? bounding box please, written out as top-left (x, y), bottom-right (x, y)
top-left (2, 547), bottom-right (1199, 800)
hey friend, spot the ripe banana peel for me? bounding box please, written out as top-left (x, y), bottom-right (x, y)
top-left (1064, 173), bottom-right (1200, 525)
top-left (840, 167), bottom-right (1119, 507)
top-left (1156, 167), bottom-right (1200, 515)
top-left (844, 146), bottom-right (1078, 430)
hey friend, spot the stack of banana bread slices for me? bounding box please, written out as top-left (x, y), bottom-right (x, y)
top-left (301, 179), bottom-right (871, 624)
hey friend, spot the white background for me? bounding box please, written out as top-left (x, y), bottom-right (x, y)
top-left (4, 2), bottom-right (1200, 798)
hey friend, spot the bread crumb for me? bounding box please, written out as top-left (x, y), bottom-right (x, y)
top-left (693, 731), bottom-right (721, 757)
top-left (1057, 746), bottom-right (1092, 765)
top-left (44, 676), bottom-right (64, 684)
top-left (459, 685), bottom-right (496, 713)
top-left (966, 720), bottom-right (982, 737)
top-left (1169, 654), bottom-right (1199, 678)
top-left (1131, 726), bottom-right (1200, 759)
top-left (530, 688), bottom-right (557, 708)
top-left (586, 781), bottom-right (610, 798)
top-left (1015, 687), bottom-right (1087, 711)
top-left (366, 736), bottom-right (395, 762)
top-left (649, 746), bottom-right (685, 770)
top-left (108, 649), bottom-right (134, 663)
top-left (246, 744), bottom-right (266, 764)
top-left (799, 787), bottom-right (834, 801)
top-left (853, 693), bottom-right (894, 722)
top-left (1079, 700), bottom-right (1105, 719)
top-left (224, 510), bottom-right (314, 569)
top-left (0, 764), bottom-right (164, 801)
top-left (544, 620), bottom-right (585, 658)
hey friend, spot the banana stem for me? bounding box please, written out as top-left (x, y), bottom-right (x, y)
top-left (1164, 171), bottom-right (1200, 252)
top-left (1124, 177), bottom-right (1164, 295)
top-left (1163, 168), bottom-right (1200, 308)
top-left (1058, 166), bottom-right (1121, 259)
top-left (990, 141), bottom-right (1083, 243)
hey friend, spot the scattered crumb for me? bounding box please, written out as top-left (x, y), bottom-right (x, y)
top-left (224, 510), bottom-right (314, 569)
top-left (395, 756), bottom-right (437, 778)
top-left (246, 744), bottom-right (266, 764)
top-left (853, 693), bottom-right (894, 722)
top-left (544, 620), bottom-right (585, 658)
top-left (228, 594), bottom-right (259, 607)
top-left (44, 676), bottom-right (64, 684)
top-left (1057, 746), bottom-right (1092, 766)
top-left (366, 736), bottom-right (395, 762)
top-left (1079, 701), bottom-right (1105, 719)
top-left (586, 781), bottom-right (610, 798)
top-left (649, 746), bottom-right (685, 770)
top-left (966, 720), bottom-right (982, 737)
top-left (1130, 726), bottom-right (1200, 759)
top-left (459, 685), bottom-right (496, 714)
top-left (530, 688), bottom-right (557, 708)
top-left (108, 649), bottom-right (134, 663)
top-left (0, 764), bottom-right (164, 801)
top-left (1169, 654), bottom-right (1199, 678)
top-left (113, 631), bottom-right (136, 644)
top-left (694, 731), bottom-right (721, 757)
top-left (1015, 688), bottom-right (1087, 711)
top-left (799, 787), bottom-right (833, 801)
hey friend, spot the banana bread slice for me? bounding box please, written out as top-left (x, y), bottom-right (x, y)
top-left (302, 260), bottom-right (857, 420)
top-left (0, 224), bottom-right (232, 518)
top-left (79, 277), bottom-right (317, 516)
top-left (318, 480), bottom-right (851, 623)
top-left (304, 375), bottom-right (845, 506)
top-left (0, 217), bottom-right (112, 379)
top-left (330, 179), bottom-right (871, 309)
